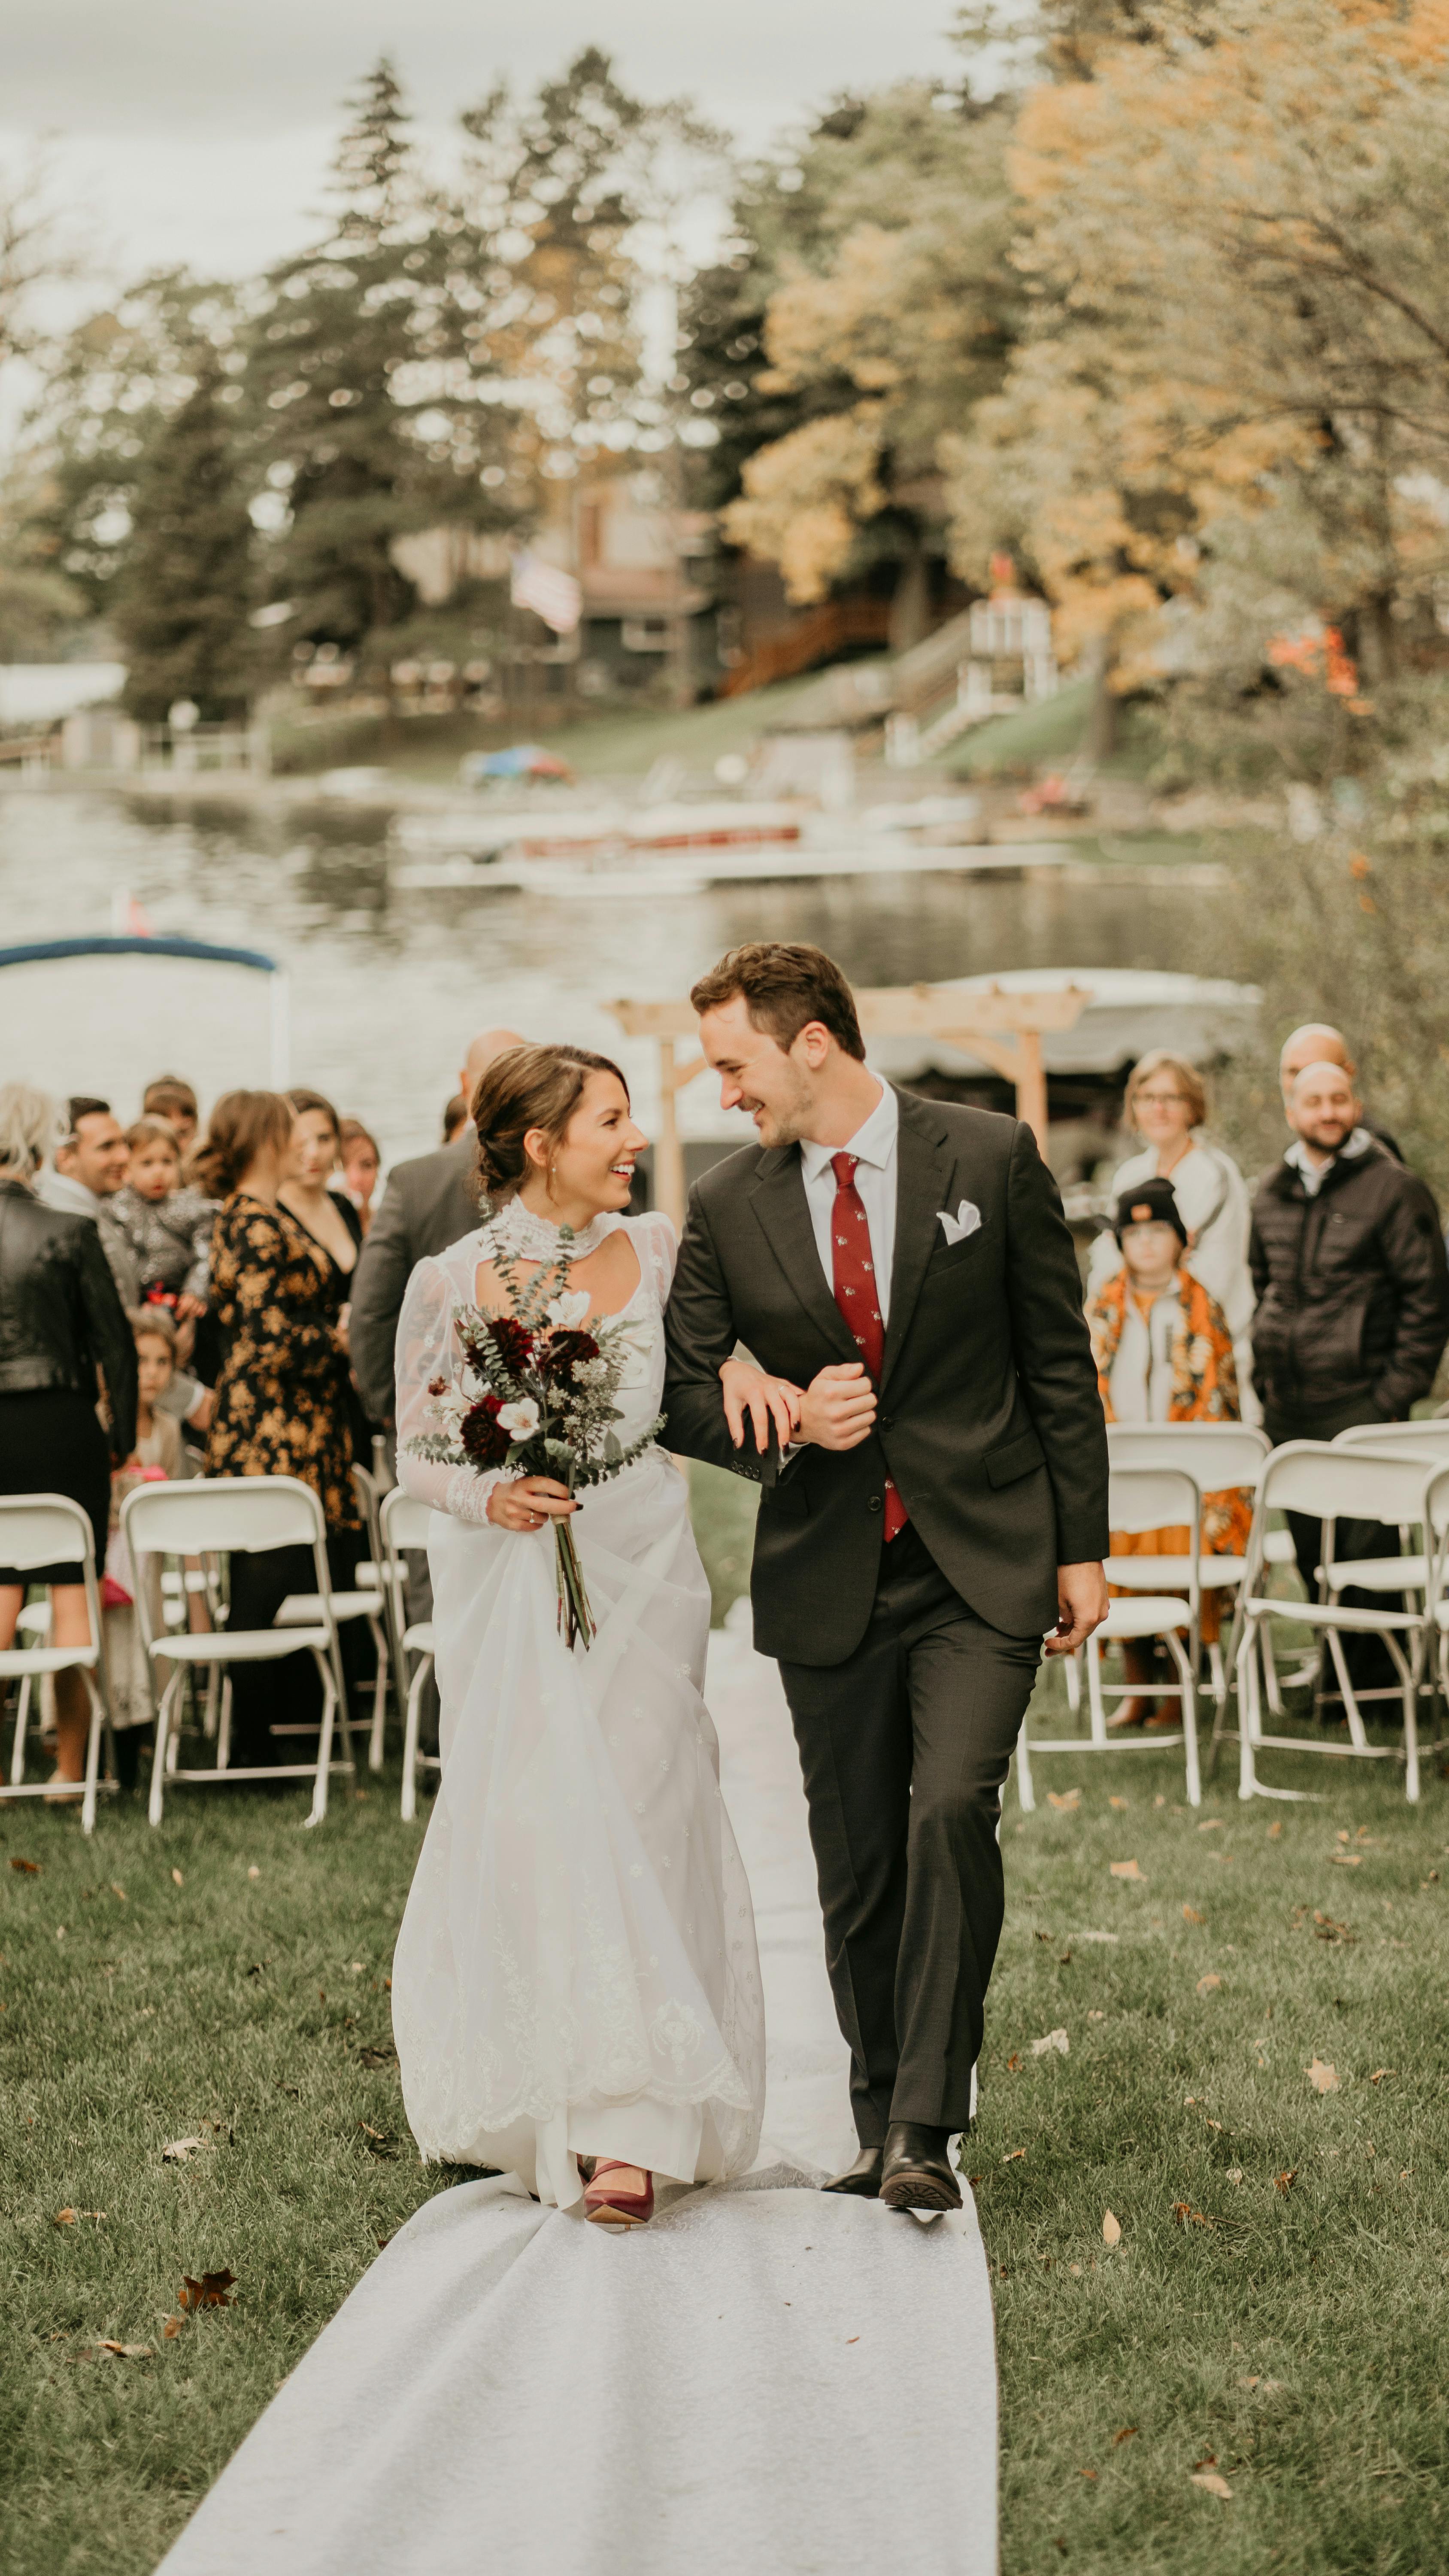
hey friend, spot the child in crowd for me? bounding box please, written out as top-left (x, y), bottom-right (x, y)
top-left (142, 1074), bottom-right (200, 1162)
top-left (105, 1117), bottom-right (216, 1343)
top-left (104, 1309), bottom-right (200, 1753)
top-left (1085, 1176), bottom-right (1252, 1725)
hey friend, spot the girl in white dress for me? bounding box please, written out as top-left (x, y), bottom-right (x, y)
top-left (391, 1045), bottom-right (782, 2227)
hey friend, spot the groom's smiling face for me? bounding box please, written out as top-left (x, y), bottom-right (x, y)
top-left (698, 996), bottom-right (825, 1150)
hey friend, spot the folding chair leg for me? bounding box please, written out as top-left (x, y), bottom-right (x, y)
top-left (367, 1615), bottom-right (388, 1773)
top-left (1237, 1624), bottom-right (1260, 1801)
top-left (1325, 1627), bottom-right (1371, 1752)
top-left (400, 1653), bottom-right (433, 1824)
top-left (1063, 1650), bottom-right (1080, 1716)
top-left (81, 1675), bottom-right (105, 1836)
top-left (1397, 1637), bottom-right (1421, 1804)
top-left (148, 1670), bottom-right (184, 1826)
top-left (1165, 1633), bottom-right (1200, 1807)
top-left (9, 1674), bottom-right (31, 1784)
top-left (1260, 1621), bottom-right (1284, 1716)
top-left (306, 1648), bottom-right (338, 1829)
top-left (1013, 1716), bottom-right (1035, 1815)
top-left (216, 1671), bottom-right (232, 1771)
top-left (1085, 1637), bottom-right (1110, 1748)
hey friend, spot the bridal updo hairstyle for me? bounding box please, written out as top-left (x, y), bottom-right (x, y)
top-left (190, 1089), bottom-right (294, 1198)
top-left (689, 942), bottom-right (865, 1060)
top-left (471, 1044), bottom-right (630, 1207)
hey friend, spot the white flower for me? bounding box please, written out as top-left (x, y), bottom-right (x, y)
top-left (497, 1397), bottom-right (540, 1439)
top-left (546, 1290), bottom-right (591, 1329)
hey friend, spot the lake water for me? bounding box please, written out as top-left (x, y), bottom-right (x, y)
top-left (0, 786), bottom-right (1224, 1164)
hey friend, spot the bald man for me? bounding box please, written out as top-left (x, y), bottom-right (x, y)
top-left (349, 1027), bottom-right (524, 1426)
top-left (1278, 1023), bottom-right (1403, 1162)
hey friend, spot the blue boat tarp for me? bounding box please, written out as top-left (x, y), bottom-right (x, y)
top-left (0, 936), bottom-right (280, 975)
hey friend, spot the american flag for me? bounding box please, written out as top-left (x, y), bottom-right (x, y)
top-left (510, 552), bottom-right (583, 635)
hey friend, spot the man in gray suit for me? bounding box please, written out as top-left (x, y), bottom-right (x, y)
top-left (350, 1028), bottom-right (523, 1427)
top-left (664, 944), bottom-right (1109, 2213)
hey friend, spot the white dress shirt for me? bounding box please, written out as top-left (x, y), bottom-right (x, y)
top-left (799, 1078), bottom-right (899, 1322)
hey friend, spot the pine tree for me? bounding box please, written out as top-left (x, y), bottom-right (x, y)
top-left (111, 343), bottom-right (255, 720)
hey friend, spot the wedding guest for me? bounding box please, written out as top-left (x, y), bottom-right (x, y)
top-left (1086, 1177), bottom-right (1251, 1725)
top-left (1278, 1022), bottom-right (1404, 1163)
top-left (1087, 1049), bottom-right (1258, 1422)
top-left (351, 1026), bottom-right (524, 1428)
top-left (106, 1117), bottom-right (215, 1331)
top-left (103, 1306), bottom-right (202, 1777)
top-left (337, 1118), bottom-right (380, 1236)
top-left (37, 1096), bottom-right (136, 1293)
top-left (441, 1094), bottom-right (468, 1145)
top-left (141, 1075), bottom-right (200, 1162)
top-left (280, 1090), bottom-right (364, 1279)
top-left (0, 1082), bottom-right (136, 1785)
top-left (198, 1091), bottom-right (364, 1766)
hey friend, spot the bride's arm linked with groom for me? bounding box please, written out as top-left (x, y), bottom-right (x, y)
top-left (661, 940), bottom-right (1109, 2211)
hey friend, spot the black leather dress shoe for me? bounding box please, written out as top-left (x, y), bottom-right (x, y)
top-left (879, 2122), bottom-right (961, 2212)
top-left (821, 2145), bottom-right (883, 2197)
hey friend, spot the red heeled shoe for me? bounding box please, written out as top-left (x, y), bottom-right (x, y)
top-left (583, 2160), bottom-right (654, 2229)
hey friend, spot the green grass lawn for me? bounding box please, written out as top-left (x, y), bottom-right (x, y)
top-left (4, 1636), bottom-right (1445, 2573)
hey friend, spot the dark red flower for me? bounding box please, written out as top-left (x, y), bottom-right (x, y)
top-left (542, 1329), bottom-right (600, 1385)
top-left (460, 1392), bottom-right (509, 1468)
top-left (484, 1315), bottom-right (535, 1376)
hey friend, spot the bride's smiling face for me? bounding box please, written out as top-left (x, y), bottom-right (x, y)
top-left (523, 1072), bottom-right (646, 1218)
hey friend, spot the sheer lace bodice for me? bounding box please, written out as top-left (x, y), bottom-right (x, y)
top-left (394, 1209), bottom-right (679, 1526)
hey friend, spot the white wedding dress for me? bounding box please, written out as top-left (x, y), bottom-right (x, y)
top-left (389, 1205), bottom-right (766, 2210)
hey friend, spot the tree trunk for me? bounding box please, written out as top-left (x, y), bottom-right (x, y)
top-left (888, 544), bottom-right (931, 655)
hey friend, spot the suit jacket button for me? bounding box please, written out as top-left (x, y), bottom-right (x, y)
top-left (879, 1415), bottom-right (893, 1432)
top-left (867, 1495), bottom-right (883, 1513)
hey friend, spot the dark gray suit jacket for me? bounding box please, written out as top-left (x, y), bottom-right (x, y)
top-left (350, 1136), bottom-right (481, 1425)
top-left (662, 1087), bottom-right (1109, 1664)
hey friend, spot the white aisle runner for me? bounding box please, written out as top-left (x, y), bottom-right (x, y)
top-left (158, 1628), bottom-right (999, 2576)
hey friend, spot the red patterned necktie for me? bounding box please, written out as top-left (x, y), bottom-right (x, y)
top-left (830, 1151), bottom-right (908, 1540)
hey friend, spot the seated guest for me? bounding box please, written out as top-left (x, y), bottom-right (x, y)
top-left (106, 1117), bottom-right (215, 1332)
top-left (1086, 1177), bottom-right (1251, 1726)
top-left (337, 1118), bottom-right (381, 1237)
top-left (141, 1075), bottom-right (200, 1163)
top-left (0, 1081), bottom-right (136, 1785)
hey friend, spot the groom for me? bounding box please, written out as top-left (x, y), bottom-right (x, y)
top-left (663, 943), bottom-right (1109, 2210)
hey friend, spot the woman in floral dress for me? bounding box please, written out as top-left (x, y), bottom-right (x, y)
top-left (197, 1091), bottom-right (362, 1765)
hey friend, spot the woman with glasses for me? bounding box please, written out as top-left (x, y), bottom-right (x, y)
top-left (1087, 1049), bottom-right (1258, 1421)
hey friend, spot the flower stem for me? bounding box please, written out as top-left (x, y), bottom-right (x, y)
top-left (554, 1518), bottom-right (596, 1652)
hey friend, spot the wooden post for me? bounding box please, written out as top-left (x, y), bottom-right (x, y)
top-left (654, 1038), bottom-right (687, 1235)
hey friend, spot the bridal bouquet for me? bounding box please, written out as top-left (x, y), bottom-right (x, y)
top-left (404, 1229), bottom-right (663, 1650)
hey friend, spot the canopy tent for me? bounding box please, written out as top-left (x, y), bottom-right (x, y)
top-left (0, 935), bottom-right (290, 1103)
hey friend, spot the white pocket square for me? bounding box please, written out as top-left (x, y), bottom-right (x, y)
top-left (937, 1200), bottom-right (982, 1246)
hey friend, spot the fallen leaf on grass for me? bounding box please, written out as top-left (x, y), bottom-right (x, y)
top-left (1032, 2027), bottom-right (1070, 2057)
top-left (1197, 1820), bottom-right (1223, 1833)
top-left (1191, 2471), bottom-right (1234, 2500)
top-left (1227, 2168), bottom-right (1243, 2185)
top-left (1421, 1871), bottom-right (1440, 1887)
top-left (1275, 2169), bottom-right (1297, 2193)
top-left (161, 2133), bottom-right (218, 2164)
top-left (10, 1857), bottom-right (39, 1874)
top-left (1313, 1911), bottom-right (1353, 1943)
top-left (178, 2268), bottom-right (236, 2311)
top-left (1369, 2069), bottom-right (1395, 2085)
top-left (1238, 2376), bottom-right (1285, 2394)
top-left (1088, 2009), bottom-right (1106, 2022)
top-left (358, 2122), bottom-right (399, 2158)
top-left (1109, 1795), bottom-right (1129, 1810)
top-left (109, 1883), bottom-right (126, 1902)
top-left (1307, 2057), bottom-right (1340, 2094)
top-left (1267, 1820), bottom-right (1282, 1839)
top-left (1112, 2426), bottom-right (1137, 2446)
top-left (1102, 2210), bottom-right (1122, 2247)
top-left (162, 2316), bottom-right (183, 2341)
top-left (357, 2042), bottom-right (397, 2069)
top-left (95, 2341), bottom-right (152, 2360)
top-left (247, 1865), bottom-right (260, 1881)
top-left (1005, 2053), bottom-right (1022, 2072)
top-left (1195, 1974), bottom-right (1222, 1997)
top-left (171, 1868), bottom-right (184, 1887)
top-left (1172, 2202), bottom-right (1215, 2228)
top-left (1182, 1905), bottom-right (1205, 1924)
top-left (1110, 1860), bottom-right (1144, 1881)
top-left (1047, 1789), bottom-right (1081, 1810)
top-left (1332, 1853), bottom-right (1362, 1868)
top-left (1003, 2148), bottom-right (1027, 2163)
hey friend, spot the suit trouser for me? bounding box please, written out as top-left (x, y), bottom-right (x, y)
top-left (778, 1521), bottom-right (1041, 2144)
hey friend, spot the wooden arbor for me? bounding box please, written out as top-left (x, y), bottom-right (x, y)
top-left (605, 983), bottom-right (1088, 1233)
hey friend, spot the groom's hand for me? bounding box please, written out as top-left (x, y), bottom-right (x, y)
top-left (1044, 1561), bottom-right (1109, 1655)
top-left (797, 1362), bottom-right (878, 1451)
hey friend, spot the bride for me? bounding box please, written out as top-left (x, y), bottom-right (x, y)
top-left (390, 1043), bottom-right (786, 2227)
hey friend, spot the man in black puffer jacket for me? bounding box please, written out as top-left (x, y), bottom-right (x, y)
top-left (1251, 1057), bottom-right (1449, 1656)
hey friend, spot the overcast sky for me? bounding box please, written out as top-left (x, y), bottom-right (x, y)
top-left (3, 3), bottom-right (966, 283)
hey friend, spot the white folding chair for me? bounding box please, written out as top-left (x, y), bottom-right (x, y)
top-left (1017, 1465), bottom-right (1203, 1809)
top-left (273, 1473), bottom-right (392, 1774)
top-left (1104, 1424), bottom-right (1269, 1712)
top-left (123, 1476), bottom-right (353, 1828)
top-left (1321, 1420), bottom-right (1449, 1607)
top-left (1223, 1443), bottom-right (1435, 1803)
top-left (348, 1460), bottom-right (408, 1745)
top-left (0, 1495), bottom-right (115, 1833)
top-left (1419, 1461), bottom-right (1449, 1738)
top-left (382, 1486), bottom-right (437, 1823)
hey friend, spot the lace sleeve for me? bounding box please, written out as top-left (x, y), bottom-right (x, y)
top-left (393, 1256), bottom-right (503, 1529)
top-left (637, 1210), bottom-right (679, 1305)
